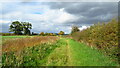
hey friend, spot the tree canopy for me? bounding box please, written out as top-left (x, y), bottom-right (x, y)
top-left (71, 25), bottom-right (80, 34)
top-left (9, 21), bottom-right (32, 35)
top-left (9, 21), bottom-right (23, 35)
top-left (22, 22), bottom-right (32, 35)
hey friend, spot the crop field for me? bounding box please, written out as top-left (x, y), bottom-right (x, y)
top-left (1, 36), bottom-right (119, 66)
top-left (2, 36), bottom-right (59, 52)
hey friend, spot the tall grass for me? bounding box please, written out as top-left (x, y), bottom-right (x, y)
top-left (2, 36), bottom-right (59, 52)
top-left (2, 38), bottom-right (61, 66)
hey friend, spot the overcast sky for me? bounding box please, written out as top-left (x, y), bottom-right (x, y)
top-left (0, 0), bottom-right (118, 34)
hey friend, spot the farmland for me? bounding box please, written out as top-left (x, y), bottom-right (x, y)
top-left (1, 36), bottom-right (119, 66)
top-left (1, 1), bottom-right (119, 67)
top-left (1, 19), bottom-right (120, 66)
top-left (2, 36), bottom-right (59, 52)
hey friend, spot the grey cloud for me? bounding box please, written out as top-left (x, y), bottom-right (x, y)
top-left (48, 2), bottom-right (118, 25)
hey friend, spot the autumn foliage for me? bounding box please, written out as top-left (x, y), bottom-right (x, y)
top-left (71, 18), bottom-right (119, 58)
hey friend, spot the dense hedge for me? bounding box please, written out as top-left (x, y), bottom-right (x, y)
top-left (0, 33), bottom-right (15, 36)
top-left (72, 18), bottom-right (119, 59)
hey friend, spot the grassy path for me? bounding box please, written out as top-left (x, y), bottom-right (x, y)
top-left (46, 38), bottom-right (119, 66)
top-left (67, 38), bottom-right (119, 66)
top-left (44, 38), bottom-right (73, 66)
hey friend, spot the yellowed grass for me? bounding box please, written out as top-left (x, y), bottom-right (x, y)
top-left (2, 36), bottom-right (59, 52)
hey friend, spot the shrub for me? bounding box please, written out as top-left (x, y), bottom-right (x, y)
top-left (39, 32), bottom-right (45, 36)
top-left (58, 31), bottom-right (65, 35)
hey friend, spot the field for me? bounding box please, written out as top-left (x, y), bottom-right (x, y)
top-left (1, 36), bottom-right (119, 66)
top-left (1, 1), bottom-right (119, 67)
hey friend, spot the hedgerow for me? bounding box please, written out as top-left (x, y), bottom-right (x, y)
top-left (72, 18), bottom-right (119, 60)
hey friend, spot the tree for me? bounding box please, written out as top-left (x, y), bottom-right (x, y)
top-left (45, 32), bottom-right (49, 36)
top-left (71, 25), bottom-right (80, 34)
top-left (40, 32), bottom-right (44, 36)
top-left (9, 21), bottom-right (32, 35)
top-left (58, 31), bottom-right (64, 35)
top-left (49, 33), bottom-right (53, 36)
top-left (9, 21), bottom-right (23, 35)
top-left (22, 22), bottom-right (32, 35)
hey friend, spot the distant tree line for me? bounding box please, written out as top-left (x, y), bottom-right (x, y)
top-left (39, 31), bottom-right (65, 36)
top-left (1, 20), bottom-right (80, 36)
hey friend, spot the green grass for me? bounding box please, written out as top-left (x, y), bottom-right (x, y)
top-left (2, 36), bottom-right (33, 38)
top-left (2, 37), bottom-right (119, 66)
top-left (1, 36), bottom-right (33, 42)
top-left (44, 38), bottom-right (119, 66)
top-left (44, 38), bottom-right (71, 66)
top-left (67, 38), bottom-right (119, 66)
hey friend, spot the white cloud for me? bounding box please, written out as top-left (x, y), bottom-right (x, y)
top-left (51, 9), bottom-right (79, 24)
top-left (59, 8), bottom-right (65, 12)
top-left (0, 2), bottom-right (117, 34)
top-left (3, 12), bottom-right (23, 21)
top-left (1, 3), bottom-right (78, 24)
top-left (79, 26), bottom-right (90, 31)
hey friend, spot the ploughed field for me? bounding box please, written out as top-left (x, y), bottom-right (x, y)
top-left (1, 36), bottom-right (119, 66)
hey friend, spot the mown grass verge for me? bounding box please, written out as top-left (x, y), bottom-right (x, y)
top-left (68, 39), bottom-right (119, 66)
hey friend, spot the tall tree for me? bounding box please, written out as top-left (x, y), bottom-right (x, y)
top-left (22, 22), bottom-right (32, 35)
top-left (9, 21), bottom-right (23, 35)
top-left (71, 25), bottom-right (80, 34)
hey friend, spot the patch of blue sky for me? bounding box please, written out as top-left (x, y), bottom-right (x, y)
top-left (33, 11), bottom-right (43, 14)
